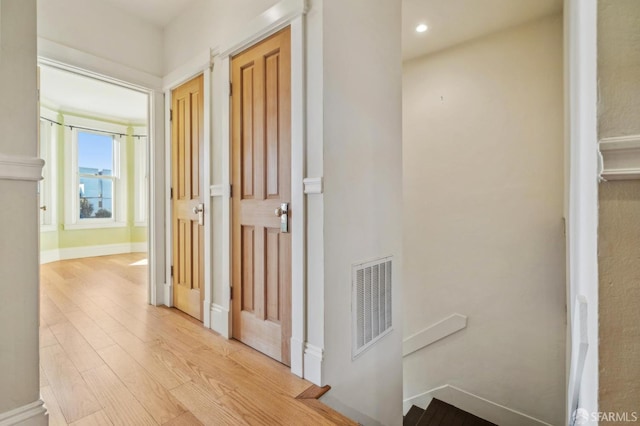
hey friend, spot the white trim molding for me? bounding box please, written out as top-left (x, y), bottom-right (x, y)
top-left (0, 399), bottom-right (47, 426)
top-left (163, 49), bottom-right (212, 91)
top-left (565, 0), bottom-right (599, 421)
top-left (403, 385), bottom-right (553, 426)
top-left (216, 0), bottom-right (309, 380)
top-left (571, 295), bottom-right (590, 418)
top-left (402, 313), bottom-right (468, 357)
top-left (219, 0), bottom-right (309, 58)
top-left (210, 184), bottom-right (228, 197)
top-left (211, 303), bottom-right (231, 338)
top-left (38, 39), bottom-right (163, 91)
top-left (40, 242), bottom-right (147, 264)
top-left (0, 154), bottom-right (44, 182)
top-left (303, 177), bottom-right (323, 194)
top-left (599, 135), bottom-right (640, 180)
top-left (302, 342), bottom-right (322, 385)
top-left (163, 283), bottom-right (173, 307)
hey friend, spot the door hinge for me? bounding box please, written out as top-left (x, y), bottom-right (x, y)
top-left (230, 285), bottom-right (233, 300)
top-left (170, 266), bottom-right (174, 277)
top-left (170, 109), bottom-right (173, 121)
top-left (229, 185), bottom-right (232, 198)
top-left (229, 82), bottom-right (232, 97)
top-left (170, 188), bottom-right (173, 199)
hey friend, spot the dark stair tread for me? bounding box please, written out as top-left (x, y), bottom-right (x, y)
top-left (404, 405), bottom-right (426, 426)
top-left (416, 399), bottom-right (497, 426)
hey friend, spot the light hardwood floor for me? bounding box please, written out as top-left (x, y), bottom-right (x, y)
top-left (40, 253), bottom-right (356, 425)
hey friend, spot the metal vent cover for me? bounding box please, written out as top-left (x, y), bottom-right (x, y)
top-left (352, 256), bottom-right (393, 359)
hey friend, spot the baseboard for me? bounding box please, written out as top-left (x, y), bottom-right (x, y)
top-left (320, 395), bottom-right (384, 426)
top-left (403, 385), bottom-right (553, 426)
top-left (303, 343), bottom-right (323, 385)
top-left (39, 250), bottom-right (60, 265)
top-left (203, 300), bottom-right (211, 328)
top-left (163, 283), bottom-right (173, 308)
top-left (403, 313), bottom-right (467, 357)
top-left (211, 303), bottom-right (230, 338)
top-left (40, 243), bottom-right (148, 264)
top-left (0, 399), bottom-right (47, 426)
top-left (290, 337), bottom-right (305, 379)
top-left (130, 242), bottom-right (148, 253)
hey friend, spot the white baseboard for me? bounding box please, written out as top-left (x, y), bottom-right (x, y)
top-left (211, 303), bottom-right (230, 338)
top-left (130, 242), bottom-right (148, 253)
top-left (203, 300), bottom-right (212, 328)
top-left (320, 395), bottom-right (384, 426)
top-left (403, 313), bottom-right (467, 357)
top-left (0, 400), bottom-right (47, 426)
top-left (40, 242), bottom-right (148, 264)
top-left (303, 342), bottom-right (323, 385)
top-left (403, 385), bottom-right (552, 426)
top-left (39, 250), bottom-right (60, 265)
top-left (163, 283), bottom-right (173, 308)
top-left (290, 337), bottom-right (305, 378)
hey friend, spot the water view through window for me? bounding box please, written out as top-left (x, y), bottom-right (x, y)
top-left (78, 132), bottom-right (114, 219)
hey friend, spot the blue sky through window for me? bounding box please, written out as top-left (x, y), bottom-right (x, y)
top-left (78, 132), bottom-right (113, 173)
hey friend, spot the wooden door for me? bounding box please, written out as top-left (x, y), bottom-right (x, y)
top-left (171, 74), bottom-right (205, 321)
top-left (231, 27), bottom-right (292, 365)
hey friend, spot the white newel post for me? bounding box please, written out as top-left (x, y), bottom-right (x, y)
top-left (0, 1), bottom-right (47, 425)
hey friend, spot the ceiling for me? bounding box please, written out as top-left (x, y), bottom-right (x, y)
top-left (40, 0), bottom-right (563, 116)
top-left (40, 66), bottom-right (148, 123)
top-left (402, 0), bottom-right (563, 61)
top-left (98, 0), bottom-right (563, 60)
top-left (99, 0), bottom-right (198, 27)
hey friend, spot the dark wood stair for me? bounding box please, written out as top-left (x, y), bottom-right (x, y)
top-left (403, 399), bottom-right (497, 426)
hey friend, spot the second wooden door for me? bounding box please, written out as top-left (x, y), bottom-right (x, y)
top-left (231, 27), bottom-right (292, 365)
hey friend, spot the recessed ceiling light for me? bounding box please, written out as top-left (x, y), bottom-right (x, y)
top-left (416, 23), bottom-right (428, 33)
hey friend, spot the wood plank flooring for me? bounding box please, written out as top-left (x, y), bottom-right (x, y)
top-left (40, 253), bottom-right (356, 425)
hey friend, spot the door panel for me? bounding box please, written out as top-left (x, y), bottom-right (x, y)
top-left (232, 27), bottom-right (292, 365)
top-left (171, 74), bottom-right (204, 321)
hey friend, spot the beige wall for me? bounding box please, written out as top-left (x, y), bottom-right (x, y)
top-left (402, 14), bottom-right (565, 425)
top-left (598, 181), bottom-right (640, 417)
top-left (598, 0), bottom-right (640, 418)
top-left (0, 0), bottom-right (45, 423)
top-left (320, 0), bottom-right (403, 424)
top-left (598, 0), bottom-right (640, 139)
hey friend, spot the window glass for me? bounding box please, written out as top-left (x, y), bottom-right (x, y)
top-left (78, 132), bottom-right (114, 220)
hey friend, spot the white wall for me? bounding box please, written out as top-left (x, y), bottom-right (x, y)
top-left (597, 0), bottom-right (640, 416)
top-left (320, 1), bottom-right (404, 425)
top-left (402, 14), bottom-right (565, 425)
top-left (166, 1), bottom-right (404, 424)
top-left (598, 0), bottom-right (640, 139)
top-left (37, 0), bottom-right (163, 77)
top-left (0, 0), bottom-right (46, 423)
top-left (163, 0), bottom-right (279, 74)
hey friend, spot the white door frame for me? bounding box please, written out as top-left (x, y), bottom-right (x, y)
top-left (214, 0), bottom-right (308, 378)
top-left (564, 0), bottom-right (599, 422)
top-left (163, 52), bottom-right (214, 326)
top-left (36, 45), bottom-right (165, 307)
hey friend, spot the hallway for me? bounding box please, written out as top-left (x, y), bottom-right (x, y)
top-left (39, 254), bottom-right (354, 425)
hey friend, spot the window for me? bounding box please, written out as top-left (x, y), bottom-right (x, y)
top-left (78, 132), bottom-right (115, 220)
top-left (39, 118), bottom-right (57, 231)
top-left (133, 133), bottom-right (148, 226)
top-left (64, 116), bottom-right (127, 230)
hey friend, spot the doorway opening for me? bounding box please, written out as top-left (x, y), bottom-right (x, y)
top-left (38, 62), bottom-right (152, 297)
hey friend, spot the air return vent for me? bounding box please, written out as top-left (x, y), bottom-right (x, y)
top-left (352, 256), bottom-right (393, 359)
